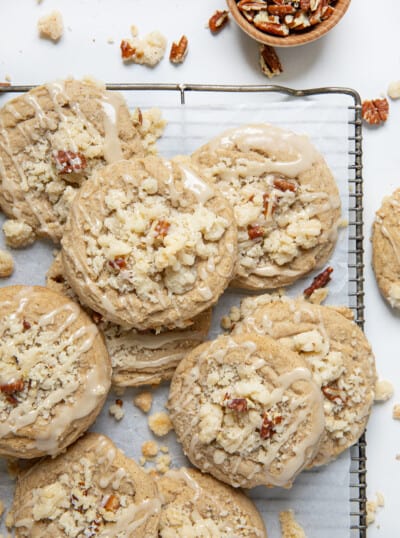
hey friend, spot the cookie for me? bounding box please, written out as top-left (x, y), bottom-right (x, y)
top-left (167, 334), bottom-right (324, 488)
top-left (0, 285), bottom-right (111, 459)
top-left (191, 123), bottom-right (341, 289)
top-left (157, 468), bottom-right (267, 537)
top-left (231, 295), bottom-right (376, 466)
top-left (61, 156), bottom-right (237, 330)
top-left (0, 78), bottom-right (144, 243)
top-left (47, 254), bottom-right (212, 387)
top-left (10, 433), bottom-right (161, 537)
top-left (372, 188), bottom-right (400, 309)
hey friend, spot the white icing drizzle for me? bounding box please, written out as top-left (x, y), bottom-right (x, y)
top-left (180, 164), bottom-right (215, 205)
top-left (164, 469), bottom-right (202, 502)
top-left (100, 92), bottom-right (124, 163)
top-left (97, 497), bottom-right (161, 537)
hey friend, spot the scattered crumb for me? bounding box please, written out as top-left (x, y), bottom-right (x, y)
top-left (5, 75), bottom-right (11, 83)
top-left (36, 0), bottom-right (44, 4)
top-left (133, 391), bottom-right (153, 413)
top-left (107, 37), bottom-right (115, 44)
top-left (374, 379), bottom-right (394, 402)
top-left (367, 492), bottom-right (385, 526)
top-left (5, 511), bottom-right (13, 529)
top-left (139, 456), bottom-right (146, 466)
top-left (109, 403), bottom-right (125, 421)
top-left (220, 315), bottom-right (233, 331)
top-left (146, 468), bottom-right (159, 479)
top-left (307, 287), bottom-right (329, 305)
top-left (148, 411), bottom-right (173, 436)
top-left (37, 10), bottom-right (64, 42)
top-left (156, 454), bottom-right (171, 474)
top-left (120, 31), bottom-right (166, 67)
top-left (0, 499), bottom-right (4, 518)
top-left (133, 108), bottom-right (167, 154)
top-left (338, 218), bottom-right (348, 228)
top-left (221, 305), bottom-right (241, 331)
top-left (130, 25), bottom-right (138, 38)
top-left (160, 445), bottom-right (169, 454)
top-left (279, 510), bottom-right (306, 538)
top-left (169, 35), bottom-right (188, 64)
top-left (395, 454), bottom-right (400, 461)
top-left (0, 249), bottom-right (14, 278)
top-left (6, 459), bottom-right (19, 479)
top-left (387, 81), bottom-right (400, 100)
top-left (141, 440), bottom-right (159, 459)
top-left (392, 403), bottom-right (400, 420)
top-left (2, 219), bottom-right (35, 248)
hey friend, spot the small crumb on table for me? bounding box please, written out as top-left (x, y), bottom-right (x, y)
top-left (141, 440), bottom-right (159, 459)
top-left (374, 379), bottom-right (394, 402)
top-left (133, 391), bottom-right (153, 413)
top-left (392, 403), bottom-right (400, 420)
top-left (156, 454), bottom-right (171, 474)
top-left (0, 249), bottom-right (14, 278)
top-left (148, 411), bottom-right (173, 436)
top-left (3, 220), bottom-right (35, 248)
top-left (109, 402), bottom-right (125, 421)
top-left (37, 10), bottom-right (64, 42)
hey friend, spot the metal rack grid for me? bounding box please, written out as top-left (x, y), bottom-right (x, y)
top-left (0, 82), bottom-right (366, 536)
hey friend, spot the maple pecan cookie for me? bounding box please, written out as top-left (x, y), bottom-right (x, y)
top-left (61, 156), bottom-right (237, 330)
top-left (0, 285), bottom-right (111, 459)
top-left (157, 468), bottom-right (267, 537)
top-left (0, 78), bottom-right (144, 243)
top-left (10, 433), bottom-right (161, 538)
top-left (230, 295), bottom-right (376, 466)
top-left (167, 334), bottom-right (325, 488)
top-left (191, 123), bottom-right (341, 289)
top-left (47, 254), bottom-right (212, 387)
top-left (372, 188), bottom-right (400, 309)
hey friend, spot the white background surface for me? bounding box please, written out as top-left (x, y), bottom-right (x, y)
top-left (0, 0), bottom-right (399, 536)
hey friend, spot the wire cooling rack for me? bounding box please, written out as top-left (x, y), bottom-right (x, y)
top-left (0, 83), bottom-right (366, 536)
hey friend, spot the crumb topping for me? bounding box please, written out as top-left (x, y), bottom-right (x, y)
top-left (2, 220), bottom-right (35, 249)
top-left (120, 31), bottom-right (167, 66)
top-left (148, 412), bottom-right (173, 437)
top-left (133, 392), bottom-right (153, 413)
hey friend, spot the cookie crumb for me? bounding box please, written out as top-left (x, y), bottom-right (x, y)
top-left (395, 454), bottom-right (400, 461)
top-left (134, 108), bottom-right (167, 155)
top-left (130, 25), bottom-right (138, 37)
top-left (279, 509), bottom-right (306, 538)
top-left (307, 287), bottom-right (329, 305)
top-left (220, 315), bottom-right (233, 330)
top-left (0, 249), bottom-right (14, 278)
top-left (374, 379), bottom-right (394, 402)
top-left (141, 440), bottom-right (159, 459)
top-left (392, 403), bottom-right (400, 419)
top-left (120, 31), bottom-right (166, 67)
top-left (387, 81), bottom-right (400, 100)
top-left (3, 220), bottom-right (35, 249)
top-left (37, 10), bottom-right (64, 42)
top-left (5, 511), bottom-right (13, 529)
top-left (6, 459), bottom-right (19, 478)
top-left (0, 499), bottom-right (4, 518)
top-left (107, 37), bottom-right (115, 44)
top-left (133, 391), bottom-right (153, 413)
top-left (109, 403), bottom-right (125, 421)
top-left (367, 492), bottom-right (385, 526)
top-left (156, 454), bottom-right (171, 474)
top-left (148, 411), bottom-right (173, 436)
top-left (139, 456), bottom-right (146, 466)
top-left (160, 445), bottom-right (169, 453)
top-left (4, 75), bottom-right (11, 83)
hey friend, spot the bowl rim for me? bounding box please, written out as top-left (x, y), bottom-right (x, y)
top-left (226, 0), bottom-right (352, 47)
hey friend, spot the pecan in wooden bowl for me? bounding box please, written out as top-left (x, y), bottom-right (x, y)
top-left (227, 0), bottom-right (351, 47)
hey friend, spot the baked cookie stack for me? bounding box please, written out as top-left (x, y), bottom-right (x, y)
top-left (0, 78), bottom-right (377, 536)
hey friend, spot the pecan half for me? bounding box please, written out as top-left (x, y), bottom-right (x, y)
top-left (273, 178), bottom-right (297, 192)
top-left (248, 224), bottom-right (264, 239)
top-left (108, 257), bottom-right (127, 271)
top-left (225, 396), bottom-right (248, 412)
top-left (303, 266), bottom-right (333, 297)
top-left (54, 150), bottom-right (87, 174)
top-left (104, 494), bottom-right (120, 512)
top-left (259, 44), bottom-right (283, 79)
top-left (362, 98), bottom-right (389, 126)
top-left (237, 0), bottom-right (268, 11)
top-left (253, 20), bottom-right (289, 36)
top-left (0, 379), bottom-right (25, 394)
top-left (170, 35), bottom-right (188, 64)
top-left (209, 10), bottom-right (229, 33)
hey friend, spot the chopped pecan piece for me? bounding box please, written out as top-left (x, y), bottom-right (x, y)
top-left (273, 178), bottom-right (297, 192)
top-left (0, 379), bottom-right (25, 394)
top-left (260, 412), bottom-right (282, 440)
top-left (92, 312), bottom-right (103, 324)
top-left (5, 394), bottom-right (18, 406)
top-left (155, 220), bottom-right (170, 239)
top-left (237, 0), bottom-right (268, 11)
top-left (303, 266), bottom-right (333, 297)
top-left (133, 108), bottom-right (143, 126)
top-left (362, 98), bottom-right (389, 126)
top-left (22, 319), bottom-right (31, 331)
top-left (267, 4), bottom-right (296, 15)
top-left (170, 35), bottom-right (188, 64)
top-left (322, 385), bottom-right (346, 405)
top-left (115, 399), bottom-right (123, 407)
top-left (209, 10), bottom-right (229, 33)
top-left (54, 150), bottom-right (87, 174)
top-left (248, 224), bottom-right (264, 239)
top-left (104, 494), bottom-right (120, 512)
top-left (120, 39), bottom-right (136, 59)
top-left (262, 193), bottom-right (277, 216)
top-left (253, 20), bottom-right (289, 36)
top-left (225, 396), bottom-right (248, 412)
top-left (259, 44), bottom-right (283, 79)
top-left (108, 257), bottom-right (127, 271)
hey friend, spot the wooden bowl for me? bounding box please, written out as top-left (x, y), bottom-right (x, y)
top-left (226, 0), bottom-right (351, 47)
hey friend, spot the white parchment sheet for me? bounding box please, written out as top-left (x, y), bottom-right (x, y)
top-left (0, 90), bottom-right (354, 537)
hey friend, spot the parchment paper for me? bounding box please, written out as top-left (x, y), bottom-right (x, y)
top-left (0, 89), bottom-right (354, 537)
